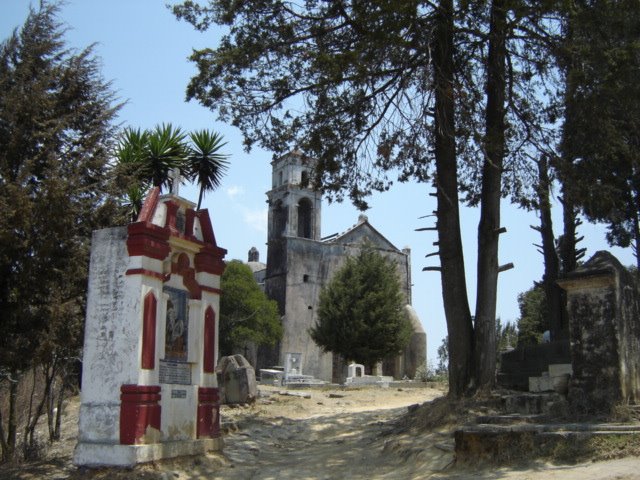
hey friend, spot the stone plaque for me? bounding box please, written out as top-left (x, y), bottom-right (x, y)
top-left (159, 360), bottom-right (191, 385)
top-left (171, 389), bottom-right (187, 399)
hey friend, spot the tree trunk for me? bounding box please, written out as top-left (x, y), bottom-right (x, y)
top-left (560, 186), bottom-right (578, 274)
top-left (23, 366), bottom-right (37, 458)
top-left (536, 156), bottom-right (563, 340)
top-left (633, 186), bottom-right (640, 272)
top-left (53, 379), bottom-right (65, 441)
top-left (433, 0), bottom-right (475, 398)
top-left (197, 186), bottom-right (204, 211)
top-left (47, 375), bottom-right (55, 441)
top-left (47, 358), bottom-right (63, 441)
top-left (24, 363), bottom-right (55, 458)
top-left (0, 405), bottom-right (6, 463)
top-left (474, 0), bottom-right (507, 390)
top-left (4, 370), bottom-right (18, 462)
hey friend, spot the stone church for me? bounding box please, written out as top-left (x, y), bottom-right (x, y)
top-left (251, 152), bottom-right (426, 383)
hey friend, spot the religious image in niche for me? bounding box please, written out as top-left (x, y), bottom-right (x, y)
top-left (164, 287), bottom-right (188, 361)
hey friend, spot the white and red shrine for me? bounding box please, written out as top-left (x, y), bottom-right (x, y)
top-left (74, 188), bottom-right (226, 467)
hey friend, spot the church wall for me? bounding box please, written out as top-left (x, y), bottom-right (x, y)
top-left (331, 222), bottom-right (412, 300)
top-left (280, 236), bottom-right (413, 382)
top-left (280, 237), bottom-right (332, 381)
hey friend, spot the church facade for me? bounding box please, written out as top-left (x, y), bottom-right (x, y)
top-left (254, 152), bottom-right (426, 383)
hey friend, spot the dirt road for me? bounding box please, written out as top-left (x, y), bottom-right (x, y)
top-left (206, 385), bottom-right (453, 479)
top-left (201, 385), bottom-right (640, 480)
top-left (2, 384), bottom-right (639, 479)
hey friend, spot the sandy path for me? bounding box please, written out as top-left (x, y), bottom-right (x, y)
top-left (164, 384), bottom-right (451, 480)
top-left (197, 385), bottom-right (640, 480)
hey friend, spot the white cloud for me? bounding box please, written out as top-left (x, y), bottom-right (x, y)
top-left (226, 185), bottom-right (245, 199)
top-left (243, 207), bottom-right (268, 234)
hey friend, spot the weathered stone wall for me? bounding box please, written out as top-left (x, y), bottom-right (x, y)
top-left (566, 285), bottom-right (621, 411)
top-left (279, 232), bottom-right (419, 382)
top-left (617, 275), bottom-right (640, 404)
top-left (281, 237), bottom-right (343, 381)
top-left (559, 251), bottom-right (640, 412)
top-left (402, 306), bottom-right (427, 379)
top-left (79, 226), bottom-right (139, 444)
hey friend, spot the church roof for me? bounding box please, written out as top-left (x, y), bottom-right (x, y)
top-left (247, 261), bottom-right (266, 274)
top-left (324, 214), bottom-right (403, 253)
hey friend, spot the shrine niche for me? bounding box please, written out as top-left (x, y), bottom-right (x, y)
top-left (74, 187), bottom-right (226, 467)
top-left (164, 287), bottom-right (188, 361)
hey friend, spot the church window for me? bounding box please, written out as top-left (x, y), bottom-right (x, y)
top-left (274, 200), bottom-right (286, 237)
top-left (300, 170), bottom-right (309, 188)
top-left (176, 210), bottom-right (186, 234)
top-left (297, 198), bottom-right (313, 238)
top-left (279, 171), bottom-right (283, 186)
top-left (303, 274), bottom-right (309, 283)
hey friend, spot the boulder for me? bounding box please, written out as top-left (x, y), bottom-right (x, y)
top-left (216, 354), bottom-right (257, 405)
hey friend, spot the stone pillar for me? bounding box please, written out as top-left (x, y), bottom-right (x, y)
top-left (558, 251), bottom-right (640, 413)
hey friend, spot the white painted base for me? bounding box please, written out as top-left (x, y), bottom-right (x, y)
top-left (73, 438), bottom-right (224, 467)
top-left (346, 375), bottom-right (393, 386)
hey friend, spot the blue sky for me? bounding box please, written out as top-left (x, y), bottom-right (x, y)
top-left (2, 1), bottom-right (634, 365)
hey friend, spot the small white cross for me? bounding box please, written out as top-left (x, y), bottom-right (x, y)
top-left (169, 168), bottom-right (181, 195)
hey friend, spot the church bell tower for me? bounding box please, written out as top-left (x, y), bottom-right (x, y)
top-left (260, 152), bottom-right (322, 368)
top-left (266, 151), bottom-right (322, 242)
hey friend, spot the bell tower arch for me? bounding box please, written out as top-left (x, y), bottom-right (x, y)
top-left (266, 152), bottom-right (321, 242)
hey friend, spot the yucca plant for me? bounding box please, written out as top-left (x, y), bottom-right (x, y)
top-left (122, 183), bottom-right (148, 221)
top-left (114, 123), bottom-right (188, 192)
top-left (114, 125), bottom-right (229, 210)
top-left (113, 128), bottom-right (150, 219)
top-left (144, 123), bottom-right (188, 190)
top-left (186, 129), bottom-right (230, 209)
top-left (114, 127), bottom-right (148, 180)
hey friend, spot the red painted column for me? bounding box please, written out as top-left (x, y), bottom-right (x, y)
top-left (120, 385), bottom-right (161, 445)
top-left (141, 292), bottom-right (157, 369)
top-left (165, 201), bottom-right (179, 235)
top-left (197, 387), bottom-right (220, 438)
top-left (203, 307), bottom-right (216, 374)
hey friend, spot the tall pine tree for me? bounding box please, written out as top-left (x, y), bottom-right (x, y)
top-left (561, 0), bottom-right (640, 269)
top-left (0, 2), bottom-right (120, 460)
top-left (310, 248), bottom-right (411, 370)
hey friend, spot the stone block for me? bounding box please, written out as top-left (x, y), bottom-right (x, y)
top-left (217, 354), bottom-right (257, 405)
top-left (528, 377), bottom-right (540, 392)
top-left (548, 363), bottom-right (573, 377)
top-left (529, 376), bottom-right (552, 393)
top-left (552, 373), bottom-right (571, 394)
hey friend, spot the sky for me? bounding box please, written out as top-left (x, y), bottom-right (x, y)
top-left (1, 1), bottom-right (635, 365)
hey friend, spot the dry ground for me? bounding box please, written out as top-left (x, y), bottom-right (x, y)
top-left (1, 383), bottom-right (639, 479)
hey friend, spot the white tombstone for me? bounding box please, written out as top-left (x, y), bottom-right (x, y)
top-left (284, 352), bottom-right (302, 383)
top-left (346, 363), bottom-right (393, 387)
top-left (348, 363), bottom-right (365, 378)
